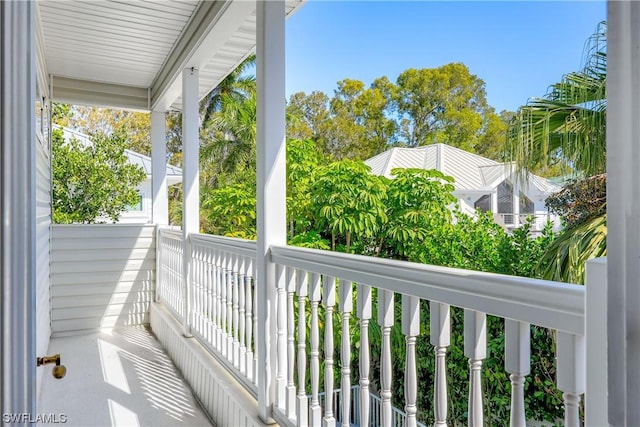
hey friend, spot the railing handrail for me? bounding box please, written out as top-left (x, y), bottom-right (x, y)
top-left (190, 233), bottom-right (257, 258)
top-left (270, 244), bottom-right (585, 335)
top-left (158, 227), bottom-right (183, 240)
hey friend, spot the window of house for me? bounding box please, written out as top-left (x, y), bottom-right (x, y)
top-left (474, 194), bottom-right (492, 212)
top-left (126, 192), bottom-right (144, 212)
top-left (497, 181), bottom-right (513, 213)
top-left (520, 192), bottom-right (535, 214)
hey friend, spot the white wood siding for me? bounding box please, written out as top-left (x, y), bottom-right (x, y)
top-left (50, 224), bottom-right (155, 335)
top-left (35, 131), bottom-right (51, 395)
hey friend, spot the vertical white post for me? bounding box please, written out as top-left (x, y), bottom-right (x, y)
top-left (339, 281), bottom-right (353, 427)
top-left (513, 187), bottom-right (520, 228)
top-left (181, 67), bottom-right (199, 337)
top-left (464, 309), bottom-right (486, 427)
top-left (585, 257), bottom-right (607, 426)
top-left (378, 289), bottom-right (394, 427)
top-left (1, 1), bottom-right (37, 420)
top-left (276, 264), bottom-right (287, 409)
top-left (238, 256), bottom-right (247, 373)
top-left (357, 284), bottom-right (372, 427)
top-left (151, 110), bottom-right (168, 225)
top-left (285, 267), bottom-right (297, 418)
top-left (296, 270), bottom-right (309, 427)
top-left (430, 302), bottom-right (450, 427)
top-left (607, 2), bottom-right (640, 424)
top-left (152, 112), bottom-right (167, 304)
top-left (323, 276), bottom-right (337, 427)
top-left (490, 191), bottom-right (498, 215)
top-left (557, 331), bottom-right (586, 427)
top-left (505, 320), bottom-right (530, 427)
top-left (402, 296), bottom-right (420, 427)
top-left (309, 272), bottom-right (322, 426)
top-left (256, 0), bottom-right (286, 422)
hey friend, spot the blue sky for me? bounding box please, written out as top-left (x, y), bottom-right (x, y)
top-left (284, 1), bottom-right (606, 113)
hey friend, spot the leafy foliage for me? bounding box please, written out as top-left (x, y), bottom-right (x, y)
top-left (51, 129), bottom-right (146, 224)
top-left (545, 174), bottom-right (606, 229)
top-left (287, 63), bottom-right (513, 162)
top-left (506, 22), bottom-right (607, 284)
top-left (506, 22), bottom-right (606, 177)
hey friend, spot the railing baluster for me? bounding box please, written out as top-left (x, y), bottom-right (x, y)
top-left (276, 264), bottom-right (287, 409)
top-left (378, 289), bottom-right (394, 427)
top-left (220, 251), bottom-right (228, 357)
top-left (323, 275), bottom-right (336, 427)
top-left (430, 302), bottom-right (450, 427)
top-left (207, 247), bottom-right (214, 344)
top-left (505, 320), bottom-right (530, 427)
top-left (226, 253), bottom-right (234, 358)
top-left (232, 253), bottom-right (240, 367)
top-left (286, 267), bottom-right (296, 418)
top-left (238, 255), bottom-right (247, 375)
top-left (309, 272), bottom-right (322, 426)
top-left (339, 280), bottom-right (353, 427)
top-left (215, 249), bottom-right (223, 352)
top-left (557, 331), bottom-right (585, 427)
top-left (402, 295), bottom-right (420, 427)
top-left (203, 247), bottom-right (209, 339)
top-left (357, 284), bottom-right (371, 427)
top-left (253, 261), bottom-right (258, 383)
top-left (245, 258), bottom-right (254, 382)
top-left (464, 309), bottom-right (486, 427)
top-left (296, 269), bottom-right (309, 427)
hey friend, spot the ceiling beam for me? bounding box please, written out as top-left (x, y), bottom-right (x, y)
top-left (50, 76), bottom-right (149, 111)
top-left (150, 0), bottom-right (255, 111)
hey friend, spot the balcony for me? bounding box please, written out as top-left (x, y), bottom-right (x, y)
top-left (4, 1), bottom-right (638, 424)
top-left (39, 223), bottom-right (604, 426)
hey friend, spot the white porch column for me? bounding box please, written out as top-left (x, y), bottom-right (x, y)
top-left (607, 2), bottom-right (640, 424)
top-left (256, 0), bottom-right (286, 422)
top-left (0, 1), bottom-right (37, 421)
top-left (182, 67), bottom-right (200, 337)
top-left (151, 110), bottom-right (168, 225)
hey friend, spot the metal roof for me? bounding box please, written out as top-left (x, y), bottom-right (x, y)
top-left (37, 0), bottom-right (305, 111)
top-left (365, 144), bottom-right (560, 194)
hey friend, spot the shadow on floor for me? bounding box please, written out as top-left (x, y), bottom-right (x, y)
top-left (37, 325), bottom-right (213, 427)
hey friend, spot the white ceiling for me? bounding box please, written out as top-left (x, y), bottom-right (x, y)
top-left (36, 0), bottom-right (304, 111)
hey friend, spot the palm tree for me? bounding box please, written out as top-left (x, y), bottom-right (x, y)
top-left (200, 54), bottom-right (256, 125)
top-left (199, 55), bottom-right (257, 211)
top-left (506, 22), bottom-right (607, 283)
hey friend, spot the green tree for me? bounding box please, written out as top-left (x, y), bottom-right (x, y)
top-left (506, 22), bottom-right (607, 283)
top-left (286, 91), bottom-right (331, 141)
top-left (311, 160), bottom-right (387, 252)
top-left (201, 54), bottom-right (256, 125)
top-left (52, 129), bottom-right (146, 224)
top-left (378, 168), bottom-right (456, 258)
top-left (395, 63), bottom-right (491, 150)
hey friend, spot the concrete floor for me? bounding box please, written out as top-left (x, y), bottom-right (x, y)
top-left (37, 325), bottom-right (213, 427)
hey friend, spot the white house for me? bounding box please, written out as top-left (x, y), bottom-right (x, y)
top-left (365, 144), bottom-right (561, 232)
top-left (55, 126), bottom-right (182, 223)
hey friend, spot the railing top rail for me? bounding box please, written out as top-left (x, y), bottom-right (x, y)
top-left (190, 233), bottom-right (257, 258)
top-left (158, 227), bottom-right (182, 240)
top-left (271, 244), bottom-right (585, 335)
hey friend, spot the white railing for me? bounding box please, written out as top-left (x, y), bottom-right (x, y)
top-left (269, 244), bottom-right (586, 427)
top-left (157, 228), bottom-right (259, 390)
top-left (494, 212), bottom-right (556, 232)
top-left (157, 228), bottom-right (184, 318)
top-left (156, 229), bottom-right (591, 426)
top-left (320, 386), bottom-right (428, 427)
top-left (189, 233), bottom-right (258, 387)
